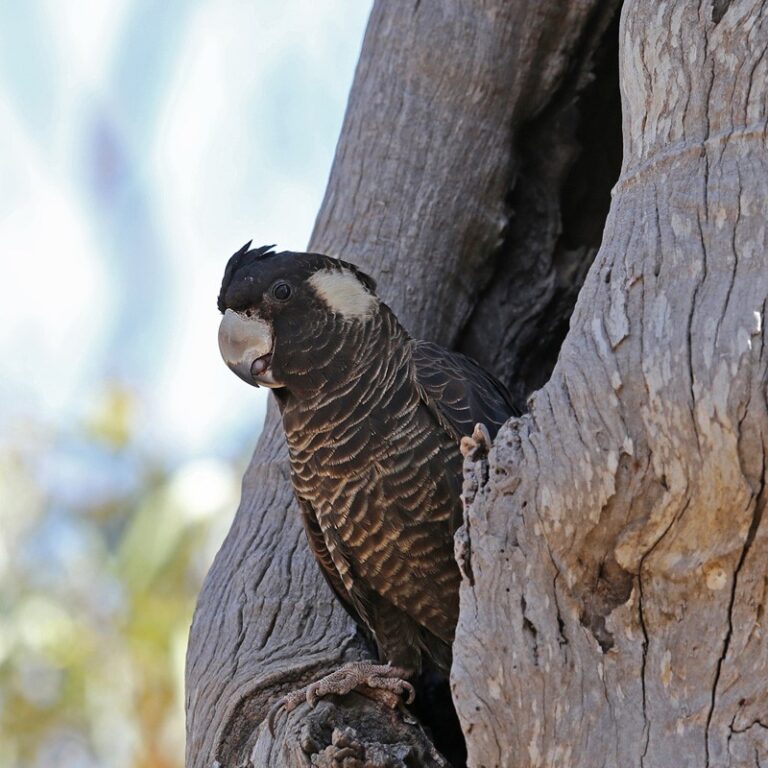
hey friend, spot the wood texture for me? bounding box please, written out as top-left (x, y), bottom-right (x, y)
top-left (453, 1), bottom-right (768, 765)
top-left (185, 0), bottom-right (620, 765)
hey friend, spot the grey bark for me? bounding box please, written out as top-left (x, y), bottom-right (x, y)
top-left (182, 0), bottom-right (768, 766)
top-left (453, 1), bottom-right (768, 766)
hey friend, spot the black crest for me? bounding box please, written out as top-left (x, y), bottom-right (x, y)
top-left (217, 242), bottom-right (277, 312)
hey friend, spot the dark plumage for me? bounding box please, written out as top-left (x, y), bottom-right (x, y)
top-left (218, 244), bottom-right (517, 680)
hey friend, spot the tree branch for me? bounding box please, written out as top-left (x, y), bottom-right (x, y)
top-left (453, 2), bottom-right (768, 765)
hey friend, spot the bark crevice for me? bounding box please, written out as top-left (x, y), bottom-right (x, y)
top-left (707, 462), bottom-right (767, 766)
top-left (457, 6), bottom-right (623, 406)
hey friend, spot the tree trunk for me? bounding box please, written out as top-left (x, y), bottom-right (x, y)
top-left (185, 0), bottom-right (767, 766)
top-left (453, 1), bottom-right (768, 766)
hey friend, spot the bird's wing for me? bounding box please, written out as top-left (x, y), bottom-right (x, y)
top-left (299, 496), bottom-right (415, 657)
top-left (296, 496), bottom-right (367, 628)
top-left (411, 340), bottom-right (520, 443)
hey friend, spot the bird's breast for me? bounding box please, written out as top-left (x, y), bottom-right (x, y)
top-left (286, 391), bottom-right (460, 567)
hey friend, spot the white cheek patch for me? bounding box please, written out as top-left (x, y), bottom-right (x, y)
top-left (308, 268), bottom-right (376, 319)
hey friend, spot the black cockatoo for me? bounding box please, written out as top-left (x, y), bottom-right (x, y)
top-left (217, 243), bottom-right (516, 710)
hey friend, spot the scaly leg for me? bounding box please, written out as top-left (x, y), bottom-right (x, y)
top-left (280, 662), bottom-right (415, 712)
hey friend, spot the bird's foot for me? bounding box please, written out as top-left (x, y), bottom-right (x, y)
top-left (457, 423), bottom-right (492, 587)
top-left (280, 662), bottom-right (415, 713)
top-left (460, 422), bottom-right (491, 460)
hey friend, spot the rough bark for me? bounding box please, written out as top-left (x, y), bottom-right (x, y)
top-left (185, 1), bottom-right (621, 766)
top-left (453, 1), bottom-right (768, 766)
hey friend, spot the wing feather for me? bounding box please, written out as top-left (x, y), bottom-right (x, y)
top-left (296, 496), bottom-right (367, 628)
top-left (411, 340), bottom-right (519, 443)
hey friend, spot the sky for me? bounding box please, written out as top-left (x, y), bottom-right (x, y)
top-left (0, 4), bottom-right (373, 766)
top-left (0, 0), bottom-right (373, 461)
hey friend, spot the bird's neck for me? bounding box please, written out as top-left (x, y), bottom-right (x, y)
top-left (276, 305), bottom-right (412, 427)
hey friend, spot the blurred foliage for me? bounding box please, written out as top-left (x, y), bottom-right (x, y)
top-left (0, 385), bottom-right (246, 768)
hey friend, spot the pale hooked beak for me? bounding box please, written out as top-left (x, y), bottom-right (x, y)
top-left (218, 309), bottom-right (281, 388)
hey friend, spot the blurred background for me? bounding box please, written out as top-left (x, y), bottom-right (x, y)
top-left (0, 1), bottom-right (371, 766)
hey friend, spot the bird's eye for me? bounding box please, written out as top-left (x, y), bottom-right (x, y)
top-left (271, 281), bottom-right (292, 301)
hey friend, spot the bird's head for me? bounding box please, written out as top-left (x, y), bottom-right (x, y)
top-left (217, 243), bottom-right (380, 394)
